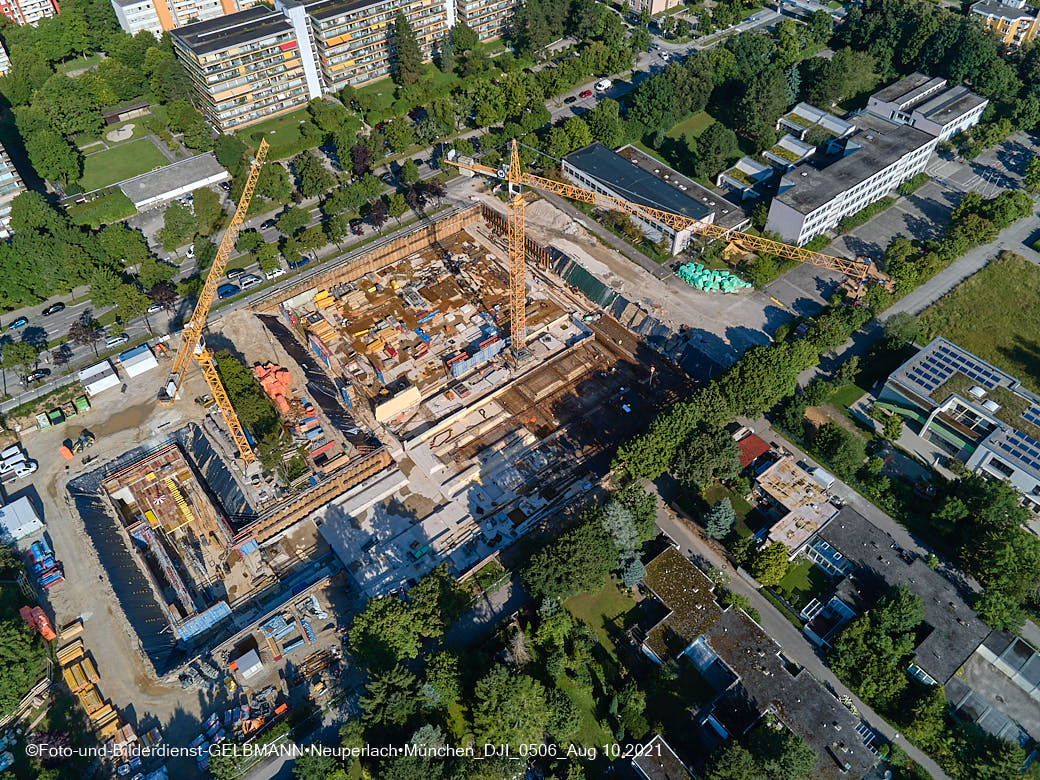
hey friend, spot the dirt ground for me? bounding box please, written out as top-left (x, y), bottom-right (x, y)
top-left (8, 360), bottom-right (250, 764)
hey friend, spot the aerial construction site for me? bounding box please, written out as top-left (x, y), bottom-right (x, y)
top-left (28, 180), bottom-right (693, 751)
top-left (5, 134), bottom-right (898, 777)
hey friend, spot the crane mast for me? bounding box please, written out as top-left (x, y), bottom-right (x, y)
top-left (446, 140), bottom-right (880, 352)
top-left (158, 139), bottom-right (269, 466)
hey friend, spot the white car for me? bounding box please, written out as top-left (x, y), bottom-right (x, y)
top-left (8, 461), bottom-right (37, 480)
top-left (240, 273), bottom-right (262, 289)
top-left (105, 334), bottom-right (130, 349)
top-left (595, 78), bottom-right (612, 92)
top-left (0, 453), bottom-right (26, 474)
top-left (264, 266), bottom-right (286, 280)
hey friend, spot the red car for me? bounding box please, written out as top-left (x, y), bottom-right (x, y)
top-left (579, 89), bottom-right (593, 98)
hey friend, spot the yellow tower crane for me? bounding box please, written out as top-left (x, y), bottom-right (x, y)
top-left (158, 139), bottom-right (270, 466)
top-left (446, 139), bottom-right (888, 355)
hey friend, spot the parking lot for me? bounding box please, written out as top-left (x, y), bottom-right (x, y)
top-left (828, 178), bottom-right (963, 261)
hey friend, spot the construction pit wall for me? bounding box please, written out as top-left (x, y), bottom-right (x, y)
top-left (102, 444), bottom-right (269, 642)
top-left (260, 226), bottom-right (591, 434)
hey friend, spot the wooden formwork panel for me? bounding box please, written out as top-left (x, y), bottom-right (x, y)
top-left (251, 207), bottom-right (483, 313)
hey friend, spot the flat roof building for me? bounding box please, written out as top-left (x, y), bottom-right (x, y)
top-left (170, 5), bottom-right (320, 131)
top-left (754, 456), bottom-right (837, 555)
top-left (117, 151), bottom-right (230, 208)
top-left (971, 0), bottom-right (1040, 48)
top-left (562, 142), bottom-right (749, 255)
top-left (765, 113), bottom-right (937, 245)
top-left (867, 72), bottom-right (988, 142)
top-left (641, 547), bottom-right (876, 777)
top-left (879, 337), bottom-right (1040, 517)
top-left (811, 507), bottom-right (991, 686)
top-left (170, 0), bottom-right (450, 128)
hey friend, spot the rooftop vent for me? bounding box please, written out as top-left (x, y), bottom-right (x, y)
top-left (983, 399), bottom-right (1001, 413)
top-left (968, 385), bottom-right (986, 399)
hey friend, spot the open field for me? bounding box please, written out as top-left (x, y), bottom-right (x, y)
top-left (665, 111), bottom-right (714, 141)
top-left (919, 252), bottom-right (1040, 390)
top-left (79, 138), bottom-right (167, 191)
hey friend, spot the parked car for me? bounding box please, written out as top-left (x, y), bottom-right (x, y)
top-left (287, 257), bottom-right (311, 270)
top-left (0, 454), bottom-right (27, 474)
top-left (42, 302), bottom-right (65, 316)
top-left (261, 219), bottom-right (278, 230)
top-left (217, 283), bottom-right (240, 300)
top-left (579, 89), bottom-right (593, 98)
top-left (226, 268), bottom-right (245, 280)
top-left (186, 245), bottom-right (195, 260)
top-left (564, 96), bottom-right (578, 104)
top-left (240, 273), bottom-right (262, 289)
top-left (264, 266), bottom-right (286, 280)
top-left (147, 303), bottom-right (163, 314)
top-left (595, 78), bottom-right (612, 92)
top-left (7, 317), bottom-right (27, 330)
top-left (349, 220), bottom-right (364, 235)
top-left (7, 461), bottom-right (37, 480)
top-left (26, 368), bottom-right (50, 383)
top-left (105, 334), bottom-right (130, 348)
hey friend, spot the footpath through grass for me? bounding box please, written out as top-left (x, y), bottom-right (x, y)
top-left (919, 251), bottom-right (1040, 390)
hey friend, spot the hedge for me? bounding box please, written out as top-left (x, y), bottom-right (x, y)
top-left (836, 196), bottom-right (896, 234)
top-left (897, 172), bottom-right (929, 196)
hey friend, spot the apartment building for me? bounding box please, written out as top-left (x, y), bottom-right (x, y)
top-left (629, 0), bottom-right (681, 16)
top-left (170, 6), bottom-right (320, 131)
top-left (765, 113), bottom-right (936, 245)
top-left (0, 0), bottom-right (58, 25)
top-left (170, 0), bottom-right (450, 129)
top-left (0, 141), bottom-right (25, 238)
top-left (867, 72), bottom-right (988, 142)
top-left (305, 0), bottom-right (450, 91)
top-left (879, 337), bottom-right (1040, 518)
top-left (971, 0), bottom-right (1040, 48)
top-left (111, 0), bottom-right (261, 36)
top-left (455, 0), bottom-right (516, 41)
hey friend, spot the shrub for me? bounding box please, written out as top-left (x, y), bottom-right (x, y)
top-left (897, 172), bottom-right (929, 196)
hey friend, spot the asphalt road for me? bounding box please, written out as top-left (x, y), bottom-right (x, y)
top-left (651, 488), bottom-right (954, 780)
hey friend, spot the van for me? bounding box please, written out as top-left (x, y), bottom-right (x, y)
top-left (0, 444), bottom-right (22, 460)
top-left (217, 283), bottom-right (240, 300)
top-left (0, 453), bottom-right (27, 473)
top-left (595, 78), bottom-right (612, 92)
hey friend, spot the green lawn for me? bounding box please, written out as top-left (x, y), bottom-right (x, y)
top-left (665, 111), bottom-right (714, 141)
top-left (919, 252), bottom-right (1040, 391)
top-left (564, 577), bottom-right (637, 662)
top-left (58, 53), bottom-right (103, 73)
top-left (830, 382), bottom-right (867, 409)
top-left (555, 674), bottom-right (614, 747)
top-left (78, 138), bottom-right (167, 191)
top-left (773, 557), bottom-right (833, 612)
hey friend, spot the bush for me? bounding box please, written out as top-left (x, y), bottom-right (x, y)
top-left (802, 234), bottom-right (831, 251)
top-left (897, 173), bottom-right (929, 196)
top-left (836, 197), bottom-right (895, 233)
top-left (65, 190), bottom-right (137, 227)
